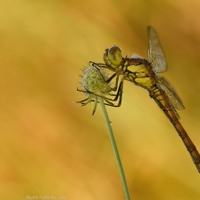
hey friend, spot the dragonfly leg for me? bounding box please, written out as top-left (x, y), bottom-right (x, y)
top-left (104, 80), bottom-right (123, 107)
top-left (77, 79), bottom-right (123, 110)
top-left (89, 61), bottom-right (117, 73)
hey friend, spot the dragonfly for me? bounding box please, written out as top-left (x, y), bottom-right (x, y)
top-left (90, 26), bottom-right (200, 172)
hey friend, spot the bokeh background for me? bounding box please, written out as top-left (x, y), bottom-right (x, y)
top-left (1, 0), bottom-right (200, 199)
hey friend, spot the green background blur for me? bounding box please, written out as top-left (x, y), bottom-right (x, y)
top-left (1, 0), bottom-right (200, 199)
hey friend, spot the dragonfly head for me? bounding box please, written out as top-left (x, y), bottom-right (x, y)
top-left (103, 46), bottom-right (122, 69)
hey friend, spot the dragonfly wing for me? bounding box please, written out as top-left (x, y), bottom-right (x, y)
top-left (159, 77), bottom-right (185, 110)
top-left (147, 26), bottom-right (167, 73)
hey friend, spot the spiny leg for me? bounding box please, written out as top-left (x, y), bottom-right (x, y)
top-left (77, 79), bottom-right (123, 114)
top-left (104, 80), bottom-right (123, 107)
top-left (77, 69), bottom-right (121, 103)
top-left (89, 61), bottom-right (118, 74)
top-left (91, 63), bottom-right (120, 92)
top-left (77, 83), bottom-right (122, 103)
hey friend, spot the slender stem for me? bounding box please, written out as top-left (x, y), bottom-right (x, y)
top-left (98, 97), bottom-right (130, 200)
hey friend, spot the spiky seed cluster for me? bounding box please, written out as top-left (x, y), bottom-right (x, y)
top-left (81, 65), bottom-right (111, 96)
top-left (77, 64), bottom-right (114, 115)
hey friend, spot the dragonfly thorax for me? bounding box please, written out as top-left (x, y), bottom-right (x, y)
top-left (124, 58), bottom-right (157, 89)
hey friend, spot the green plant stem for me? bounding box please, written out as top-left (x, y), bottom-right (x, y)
top-left (98, 97), bottom-right (130, 200)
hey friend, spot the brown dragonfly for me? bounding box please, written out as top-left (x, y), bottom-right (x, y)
top-left (90, 26), bottom-right (200, 172)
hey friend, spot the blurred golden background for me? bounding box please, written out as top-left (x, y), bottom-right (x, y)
top-left (1, 0), bottom-right (200, 199)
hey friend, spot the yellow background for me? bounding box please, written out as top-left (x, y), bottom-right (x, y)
top-left (1, 0), bottom-right (200, 199)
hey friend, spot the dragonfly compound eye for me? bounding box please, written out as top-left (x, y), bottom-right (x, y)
top-left (103, 46), bottom-right (122, 69)
top-left (108, 46), bottom-right (122, 66)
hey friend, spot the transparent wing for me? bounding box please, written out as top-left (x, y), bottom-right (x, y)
top-left (148, 26), bottom-right (167, 73)
top-left (159, 77), bottom-right (185, 110)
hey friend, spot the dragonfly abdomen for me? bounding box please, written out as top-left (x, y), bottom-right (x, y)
top-left (150, 86), bottom-right (179, 123)
top-left (150, 86), bottom-right (200, 172)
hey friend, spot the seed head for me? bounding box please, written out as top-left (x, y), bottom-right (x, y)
top-left (81, 65), bottom-right (111, 95)
top-left (77, 64), bottom-right (112, 115)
